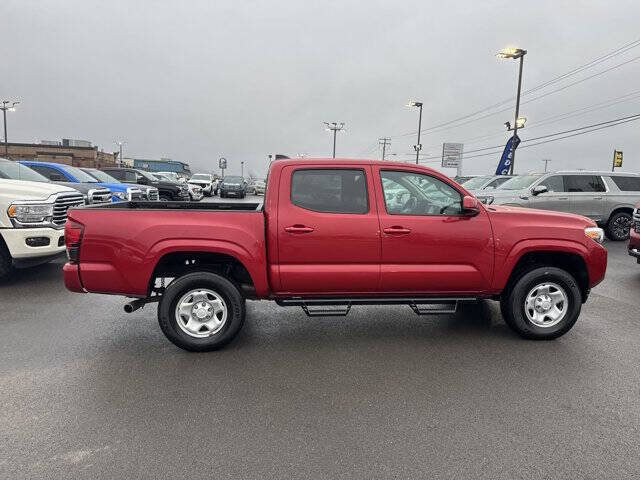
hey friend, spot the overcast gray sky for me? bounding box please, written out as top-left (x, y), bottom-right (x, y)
top-left (3, 0), bottom-right (640, 177)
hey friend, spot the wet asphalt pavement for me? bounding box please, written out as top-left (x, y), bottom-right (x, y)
top-left (1, 197), bottom-right (639, 479)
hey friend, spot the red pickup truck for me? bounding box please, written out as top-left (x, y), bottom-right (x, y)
top-left (64, 159), bottom-right (607, 351)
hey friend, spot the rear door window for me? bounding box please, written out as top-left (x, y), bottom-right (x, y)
top-left (290, 169), bottom-right (368, 214)
top-left (564, 175), bottom-right (606, 192)
top-left (609, 176), bottom-right (640, 191)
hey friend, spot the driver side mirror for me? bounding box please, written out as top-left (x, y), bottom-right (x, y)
top-left (532, 185), bottom-right (548, 196)
top-left (462, 195), bottom-right (480, 216)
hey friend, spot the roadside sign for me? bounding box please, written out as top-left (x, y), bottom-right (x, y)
top-left (613, 150), bottom-right (623, 168)
top-left (219, 157), bottom-right (227, 170)
top-left (441, 143), bottom-right (464, 169)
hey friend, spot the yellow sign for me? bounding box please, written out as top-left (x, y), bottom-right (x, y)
top-left (613, 150), bottom-right (623, 168)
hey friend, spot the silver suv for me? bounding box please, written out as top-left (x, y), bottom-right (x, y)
top-left (476, 171), bottom-right (640, 241)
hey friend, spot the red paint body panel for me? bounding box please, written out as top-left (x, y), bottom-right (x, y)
top-left (63, 158), bottom-right (608, 300)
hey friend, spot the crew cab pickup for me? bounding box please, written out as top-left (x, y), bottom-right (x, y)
top-left (629, 203), bottom-right (640, 263)
top-left (64, 159), bottom-right (608, 351)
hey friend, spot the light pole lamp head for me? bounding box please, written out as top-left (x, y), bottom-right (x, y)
top-left (407, 101), bottom-right (423, 108)
top-left (497, 47), bottom-right (527, 59)
top-left (515, 116), bottom-right (527, 128)
top-left (504, 121), bottom-right (511, 130)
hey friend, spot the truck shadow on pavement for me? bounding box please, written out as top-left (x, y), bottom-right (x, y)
top-left (0, 260), bottom-right (65, 289)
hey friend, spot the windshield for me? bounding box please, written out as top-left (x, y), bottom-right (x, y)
top-left (61, 165), bottom-right (100, 182)
top-left (0, 159), bottom-right (50, 182)
top-left (223, 176), bottom-right (243, 183)
top-left (154, 173), bottom-right (173, 182)
top-left (461, 176), bottom-right (492, 189)
top-left (497, 174), bottom-right (542, 190)
top-left (191, 174), bottom-right (210, 180)
top-left (82, 168), bottom-right (121, 183)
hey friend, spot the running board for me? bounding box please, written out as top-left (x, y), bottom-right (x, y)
top-left (276, 297), bottom-right (475, 317)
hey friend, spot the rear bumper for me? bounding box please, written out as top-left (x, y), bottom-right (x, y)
top-left (63, 262), bottom-right (86, 293)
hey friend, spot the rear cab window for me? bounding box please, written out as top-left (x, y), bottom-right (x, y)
top-left (290, 169), bottom-right (368, 214)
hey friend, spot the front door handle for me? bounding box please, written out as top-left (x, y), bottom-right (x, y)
top-left (558, 197), bottom-right (569, 200)
top-left (284, 225), bottom-right (314, 233)
top-left (383, 226), bottom-right (411, 235)
top-left (593, 196), bottom-right (603, 200)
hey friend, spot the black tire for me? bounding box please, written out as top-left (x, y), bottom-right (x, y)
top-left (159, 195), bottom-right (171, 201)
top-left (500, 266), bottom-right (582, 340)
top-left (158, 272), bottom-right (245, 352)
top-left (0, 239), bottom-right (13, 282)
top-left (220, 192), bottom-right (225, 198)
top-left (605, 211), bottom-right (632, 241)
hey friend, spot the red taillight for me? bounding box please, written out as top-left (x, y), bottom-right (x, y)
top-left (65, 219), bottom-right (84, 263)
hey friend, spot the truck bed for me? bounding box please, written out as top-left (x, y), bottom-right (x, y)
top-left (66, 203), bottom-right (269, 297)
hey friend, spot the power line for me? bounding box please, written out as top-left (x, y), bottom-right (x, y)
top-left (407, 113), bottom-right (640, 162)
top-left (388, 37), bottom-right (640, 139)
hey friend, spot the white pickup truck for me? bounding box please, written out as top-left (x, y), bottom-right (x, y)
top-left (0, 163), bottom-right (85, 281)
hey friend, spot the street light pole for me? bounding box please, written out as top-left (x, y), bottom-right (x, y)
top-left (1, 100), bottom-right (20, 158)
top-left (407, 101), bottom-right (423, 164)
top-left (241, 161), bottom-right (244, 178)
top-left (542, 158), bottom-right (551, 172)
top-left (497, 48), bottom-right (527, 175)
top-left (324, 122), bottom-right (345, 158)
top-left (115, 141), bottom-right (126, 167)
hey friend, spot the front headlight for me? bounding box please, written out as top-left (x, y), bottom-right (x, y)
top-left (584, 226), bottom-right (604, 244)
top-left (7, 203), bottom-right (54, 226)
top-left (113, 192), bottom-right (127, 200)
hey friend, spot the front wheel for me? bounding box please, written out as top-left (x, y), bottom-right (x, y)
top-left (500, 267), bottom-right (582, 340)
top-left (158, 272), bottom-right (246, 352)
top-left (605, 211), bottom-right (632, 241)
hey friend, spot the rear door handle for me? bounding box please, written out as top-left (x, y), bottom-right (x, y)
top-left (383, 226), bottom-right (411, 235)
top-left (284, 225), bottom-right (314, 233)
top-left (593, 196), bottom-right (603, 200)
top-left (558, 197), bottom-right (569, 200)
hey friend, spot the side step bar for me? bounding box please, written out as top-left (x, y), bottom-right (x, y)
top-left (276, 297), bottom-right (476, 317)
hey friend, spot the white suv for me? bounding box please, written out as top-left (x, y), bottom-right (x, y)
top-left (0, 164), bottom-right (85, 281)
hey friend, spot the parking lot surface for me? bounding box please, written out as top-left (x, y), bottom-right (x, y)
top-left (1, 199), bottom-right (639, 479)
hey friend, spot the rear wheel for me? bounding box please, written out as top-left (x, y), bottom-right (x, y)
top-left (500, 266), bottom-right (582, 340)
top-left (158, 272), bottom-right (245, 352)
top-left (605, 211), bottom-right (632, 241)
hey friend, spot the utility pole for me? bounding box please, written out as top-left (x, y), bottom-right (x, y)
top-left (324, 122), bottom-right (345, 158)
top-left (407, 101), bottom-right (423, 164)
top-left (542, 158), bottom-right (551, 172)
top-left (115, 140), bottom-right (126, 167)
top-left (497, 48), bottom-right (527, 175)
top-left (379, 138), bottom-right (391, 160)
top-left (1, 100), bottom-right (20, 158)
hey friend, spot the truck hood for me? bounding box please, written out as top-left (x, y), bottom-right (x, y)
top-left (0, 179), bottom-right (78, 200)
top-left (50, 181), bottom-right (104, 194)
top-left (485, 204), bottom-right (595, 227)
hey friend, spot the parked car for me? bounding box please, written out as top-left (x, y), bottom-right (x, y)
top-left (477, 171), bottom-right (640, 241)
top-left (64, 158), bottom-right (607, 352)
top-left (219, 175), bottom-right (247, 198)
top-left (629, 203), bottom-right (640, 264)
top-left (101, 167), bottom-right (189, 201)
top-left (461, 175), bottom-right (515, 191)
top-left (453, 175), bottom-right (480, 184)
top-left (248, 180), bottom-right (266, 195)
top-left (0, 158), bottom-right (85, 281)
top-left (79, 168), bottom-right (152, 201)
top-left (18, 161), bottom-right (112, 205)
top-left (188, 173), bottom-right (217, 196)
top-left (153, 173), bottom-right (202, 202)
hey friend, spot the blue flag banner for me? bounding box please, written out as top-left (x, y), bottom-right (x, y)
top-left (495, 134), bottom-right (521, 175)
